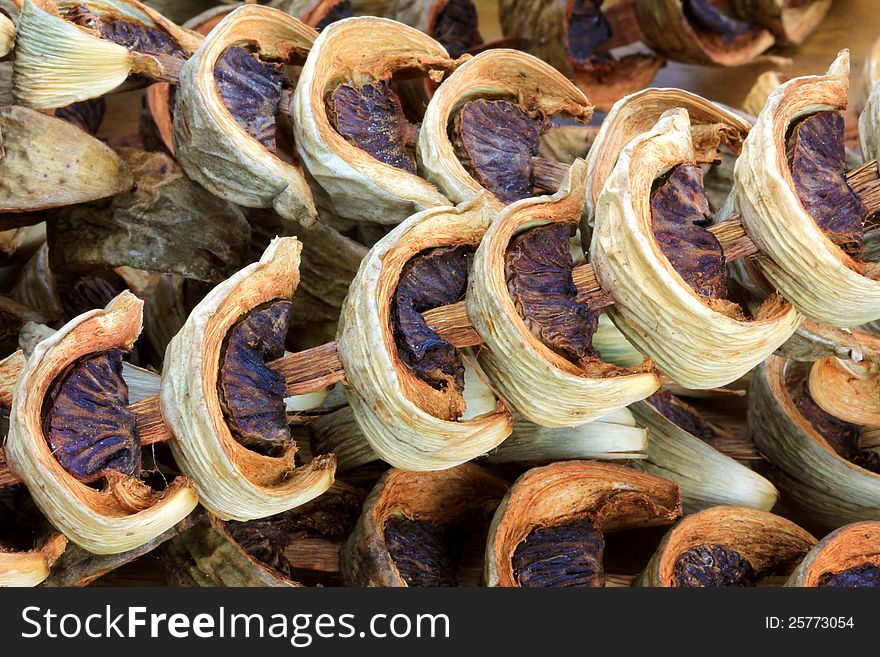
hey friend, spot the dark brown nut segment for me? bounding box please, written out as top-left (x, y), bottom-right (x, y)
top-left (512, 518), bottom-right (605, 588)
top-left (568, 0), bottom-right (613, 64)
top-left (384, 516), bottom-right (463, 587)
top-left (218, 300), bottom-right (292, 456)
top-left (682, 0), bottom-right (753, 43)
top-left (506, 223), bottom-right (600, 368)
top-left (651, 164), bottom-right (728, 299)
top-left (55, 98), bottom-right (107, 136)
top-left (393, 245), bottom-right (473, 400)
top-left (786, 111), bottom-right (866, 255)
top-left (43, 349), bottom-right (139, 483)
top-left (314, 0), bottom-right (353, 31)
top-left (647, 389), bottom-right (717, 440)
top-left (433, 0), bottom-right (483, 58)
top-left (453, 99), bottom-right (546, 204)
top-left (328, 81), bottom-right (417, 174)
top-left (214, 47), bottom-right (286, 152)
top-left (673, 544), bottom-right (757, 587)
top-left (59, 273), bottom-right (126, 319)
top-left (65, 4), bottom-right (185, 56)
top-left (817, 564), bottom-right (880, 587)
top-left (0, 311), bottom-right (23, 356)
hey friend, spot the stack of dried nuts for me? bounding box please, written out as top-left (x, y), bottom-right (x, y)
top-left (1, 0), bottom-right (879, 588)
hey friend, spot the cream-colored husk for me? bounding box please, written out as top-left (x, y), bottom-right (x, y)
top-left (0, 10), bottom-right (13, 57)
top-left (0, 534), bottom-right (67, 587)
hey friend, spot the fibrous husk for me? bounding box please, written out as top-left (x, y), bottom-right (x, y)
top-left (590, 109), bottom-right (800, 388)
top-left (1, 533), bottom-right (67, 587)
top-left (750, 355), bottom-right (880, 529)
top-left (539, 125), bottom-right (597, 165)
top-left (742, 70), bottom-right (785, 117)
top-left (272, 0), bottom-right (350, 27)
top-left (0, 105), bottom-right (133, 214)
top-left (636, 506), bottom-right (816, 587)
top-left (292, 16), bottom-right (455, 225)
top-left (730, 51), bottom-right (880, 326)
top-left (5, 292), bottom-right (199, 554)
top-left (777, 320), bottom-right (880, 362)
top-left (418, 48), bottom-right (593, 212)
top-left (786, 521), bottom-right (880, 587)
top-left (173, 5), bottom-right (318, 227)
top-left (859, 78), bottom-right (880, 163)
top-left (857, 33), bottom-right (880, 117)
top-left (728, 0), bottom-right (830, 46)
top-left (161, 237), bottom-right (336, 521)
top-left (0, 10), bottom-right (13, 57)
top-left (0, 484), bottom-right (68, 587)
top-left (484, 461), bottom-right (681, 587)
top-left (341, 464), bottom-right (508, 586)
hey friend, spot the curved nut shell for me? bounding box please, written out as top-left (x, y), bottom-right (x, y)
top-left (468, 160), bottom-right (659, 426)
top-left (636, 506), bottom-right (816, 586)
top-left (173, 5), bottom-right (317, 226)
top-left (5, 292), bottom-right (199, 554)
top-left (859, 80), bottom-right (880, 163)
top-left (292, 16), bottom-right (453, 225)
top-left (337, 198), bottom-right (513, 471)
top-left (728, 0), bottom-right (830, 46)
top-left (742, 70), bottom-right (785, 117)
top-left (750, 355), bottom-right (880, 529)
top-left (161, 237), bottom-right (335, 521)
top-left (0, 532), bottom-right (67, 587)
top-left (732, 51), bottom-right (880, 326)
top-left (0, 10), bottom-right (13, 58)
top-left (417, 49), bottom-right (593, 212)
top-left (485, 461), bottom-right (681, 587)
top-left (590, 109), bottom-right (800, 388)
top-left (808, 335), bottom-right (880, 427)
top-left (786, 521), bottom-right (880, 587)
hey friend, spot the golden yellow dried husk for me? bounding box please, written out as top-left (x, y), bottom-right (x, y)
top-left (742, 70), bottom-right (785, 117)
top-left (292, 16), bottom-right (455, 225)
top-left (786, 521), bottom-right (880, 586)
top-left (468, 160), bottom-right (659, 425)
top-left (310, 405), bottom-right (380, 473)
top-left (750, 354), bottom-right (880, 529)
top-left (728, 0), bottom-right (830, 45)
top-left (0, 532), bottom-right (67, 587)
top-left (0, 10), bottom-right (13, 57)
top-left (417, 49), bottom-right (593, 212)
top-left (485, 461), bottom-right (681, 587)
top-left (5, 292), bottom-right (199, 554)
top-left (337, 197), bottom-right (513, 471)
top-left (636, 506), bottom-right (817, 587)
top-left (729, 51), bottom-right (880, 326)
top-left (160, 237), bottom-right (336, 521)
top-left (590, 109), bottom-right (800, 388)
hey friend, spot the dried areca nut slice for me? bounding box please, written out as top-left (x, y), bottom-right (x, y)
top-left (467, 160), bottom-right (658, 426)
top-left (731, 51), bottom-right (880, 326)
top-left (499, 0), bottom-right (663, 112)
top-left (634, 0), bottom-right (780, 66)
top-left (0, 486), bottom-right (68, 587)
top-left (728, 0), bottom-right (830, 46)
top-left (630, 391), bottom-right (778, 513)
top-left (292, 16), bottom-right (455, 225)
top-left (4, 292), bottom-right (198, 554)
top-left (0, 105), bottom-right (133, 215)
top-left (173, 6), bottom-right (317, 227)
top-left (166, 482), bottom-right (364, 587)
top-left (750, 355), bottom-right (880, 529)
top-left (341, 464), bottom-right (507, 586)
top-left (161, 237), bottom-right (335, 521)
top-left (11, 0), bottom-right (200, 108)
top-left (337, 199), bottom-right (513, 471)
top-left (418, 49), bottom-right (593, 211)
top-left (787, 521), bottom-right (880, 587)
top-left (591, 109), bottom-right (799, 389)
top-left (485, 461), bottom-right (681, 587)
top-left (807, 331), bottom-right (880, 427)
top-left (636, 506), bottom-right (816, 587)
top-left (0, 9), bottom-right (13, 58)
top-left (387, 0), bottom-right (481, 58)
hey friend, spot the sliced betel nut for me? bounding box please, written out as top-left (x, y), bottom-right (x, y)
top-left (727, 0), bottom-right (830, 46)
top-left (787, 521), bottom-right (880, 587)
top-left (11, 0), bottom-right (201, 109)
top-left (4, 292), bottom-right (198, 554)
top-left (337, 198), bottom-right (513, 471)
top-left (386, 0), bottom-right (480, 58)
top-left (636, 506), bottom-right (816, 587)
top-left (467, 160), bottom-right (658, 427)
top-left (499, 0), bottom-right (664, 112)
top-left (0, 485), bottom-right (68, 587)
top-left (750, 354), bottom-right (880, 529)
top-left (484, 461), bottom-right (681, 587)
top-left (417, 48), bottom-right (593, 211)
top-left (161, 237), bottom-right (336, 521)
top-left (292, 16), bottom-right (455, 225)
top-left (590, 109), bottom-right (799, 389)
top-left (729, 51), bottom-right (880, 326)
top-left (341, 464), bottom-right (507, 586)
top-left (172, 5), bottom-right (318, 227)
top-left (0, 9), bottom-right (13, 57)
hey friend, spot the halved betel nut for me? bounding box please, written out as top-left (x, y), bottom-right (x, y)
top-left (787, 521), bottom-right (880, 587)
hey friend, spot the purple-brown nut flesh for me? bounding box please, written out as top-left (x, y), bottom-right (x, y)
top-left (433, 0), bottom-right (483, 58)
top-left (392, 245), bottom-right (473, 399)
top-left (682, 0), bottom-right (754, 44)
top-left (651, 164), bottom-right (728, 299)
top-left (506, 223), bottom-right (601, 368)
top-left (314, 0), bottom-right (353, 31)
top-left (817, 563), bottom-right (880, 587)
top-left (328, 81), bottom-right (417, 173)
top-left (384, 516), bottom-right (463, 586)
top-left (647, 389), bottom-right (718, 441)
top-left (452, 99), bottom-right (547, 204)
top-left (786, 111), bottom-right (866, 255)
top-left (43, 349), bottom-right (139, 483)
top-left (55, 98), bottom-right (107, 136)
top-left (214, 47), bottom-right (286, 152)
top-left (65, 5), bottom-right (185, 57)
top-left (567, 0), bottom-right (613, 65)
top-left (512, 518), bottom-right (605, 587)
top-left (59, 274), bottom-right (126, 319)
top-left (218, 300), bottom-right (292, 456)
top-left (673, 544), bottom-right (758, 587)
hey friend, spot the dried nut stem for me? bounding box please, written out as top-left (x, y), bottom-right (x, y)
top-left (786, 521), bottom-right (880, 587)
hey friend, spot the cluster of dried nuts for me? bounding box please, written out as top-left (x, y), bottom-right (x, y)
top-left (0, 0), bottom-right (879, 588)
